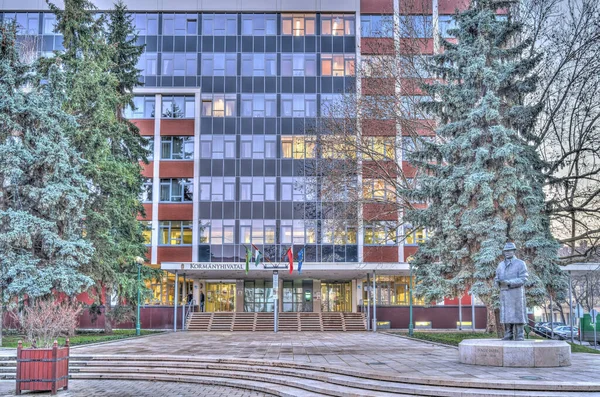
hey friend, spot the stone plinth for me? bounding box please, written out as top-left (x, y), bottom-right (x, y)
top-left (458, 339), bottom-right (571, 367)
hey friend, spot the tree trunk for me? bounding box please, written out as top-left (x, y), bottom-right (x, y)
top-left (104, 286), bottom-right (113, 334)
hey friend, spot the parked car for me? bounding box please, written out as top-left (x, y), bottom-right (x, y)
top-left (533, 322), bottom-right (566, 338)
top-left (553, 326), bottom-right (578, 340)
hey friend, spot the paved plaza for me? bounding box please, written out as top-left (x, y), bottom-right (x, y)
top-left (0, 379), bottom-right (272, 397)
top-left (71, 331), bottom-right (600, 384)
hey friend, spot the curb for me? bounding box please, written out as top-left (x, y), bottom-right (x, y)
top-left (382, 331), bottom-right (460, 349)
top-left (70, 331), bottom-right (167, 350)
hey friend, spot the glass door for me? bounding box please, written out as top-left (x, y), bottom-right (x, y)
top-left (206, 282), bottom-right (236, 312)
top-left (321, 281), bottom-right (352, 312)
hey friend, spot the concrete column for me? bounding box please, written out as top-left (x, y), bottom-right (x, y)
top-left (352, 279), bottom-right (358, 312)
top-left (150, 94), bottom-right (161, 264)
top-left (313, 280), bottom-right (321, 313)
top-left (235, 279), bottom-right (244, 312)
top-left (193, 279), bottom-right (202, 307)
top-left (191, 91), bottom-right (201, 262)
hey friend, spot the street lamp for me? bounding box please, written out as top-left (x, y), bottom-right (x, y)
top-left (407, 256), bottom-right (414, 337)
top-left (135, 256), bottom-right (145, 336)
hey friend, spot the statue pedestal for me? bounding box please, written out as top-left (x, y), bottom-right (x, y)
top-left (458, 339), bottom-right (571, 367)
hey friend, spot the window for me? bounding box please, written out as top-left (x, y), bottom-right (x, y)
top-left (281, 95), bottom-right (317, 117)
top-left (321, 54), bottom-right (355, 77)
top-left (159, 221), bottom-right (193, 245)
top-left (281, 177), bottom-right (317, 201)
top-left (281, 14), bottom-right (315, 36)
top-left (399, 16), bottom-right (432, 38)
top-left (161, 136), bottom-right (194, 160)
top-left (321, 14), bottom-right (355, 36)
top-left (240, 220), bottom-right (276, 245)
top-left (202, 14), bottom-right (237, 35)
top-left (401, 96), bottom-right (432, 119)
top-left (241, 95), bottom-right (277, 117)
top-left (321, 177), bottom-right (356, 202)
top-left (204, 220), bottom-right (235, 244)
top-left (401, 135), bottom-right (434, 159)
top-left (141, 221), bottom-right (152, 245)
top-left (160, 178), bottom-right (193, 202)
top-left (161, 96), bottom-right (194, 118)
top-left (240, 136), bottom-right (277, 159)
top-left (404, 226), bottom-right (427, 245)
top-left (134, 13), bottom-right (158, 35)
top-left (200, 136), bottom-right (236, 159)
top-left (43, 13), bottom-right (58, 35)
top-left (361, 55), bottom-right (393, 78)
top-left (240, 177), bottom-right (276, 201)
top-left (399, 55), bottom-right (431, 78)
top-left (321, 94), bottom-right (345, 118)
top-left (360, 15), bottom-right (393, 37)
top-left (161, 53), bottom-right (197, 77)
top-left (241, 54), bottom-right (277, 77)
top-left (162, 14), bottom-right (197, 35)
top-left (124, 96), bottom-right (155, 119)
top-left (201, 53), bottom-right (237, 76)
top-left (322, 220), bottom-right (357, 244)
top-left (281, 136), bottom-right (316, 159)
top-left (141, 178), bottom-right (153, 202)
top-left (280, 220), bottom-right (313, 244)
top-left (364, 222), bottom-right (398, 245)
top-left (201, 95), bottom-right (236, 117)
top-left (363, 178), bottom-right (396, 201)
top-left (363, 136), bottom-right (395, 160)
top-left (241, 14), bottom-right (277, 35)
top-left (320, 136), bottom-right (355, 159)
top-left (137, 53), bottom-right (158, 76)
top-left (144, 137), bottom-right (154, 161)
top-left (199, 177), bottom-right (236, 201)
top-left (438, 15), bottom-right (456, 38)
top-left (4, 13), bottom-right (39, 35)
top-left (281, 54), bottom-right (317, 76)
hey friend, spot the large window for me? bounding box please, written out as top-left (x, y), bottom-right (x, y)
top-left (201, 53), bottom-right (237, 76)
top-left (363, 178), bottom-right (396, 201)
top-left (124, 96), bottom-right (155, 119)
top-left (399, 15), bottom-right (433, 38)
top-left (161, 136), bottom-right (194, 160)
top-left (322, 220), bottom-right (357, 244)
top-left (43, 13), bottom-right (58, 35)
top-left (321, 54), bottom-right (355, 76)
top-left (280, 220), bottom-right (315, 244)
top-left (244, 280), bottom-right (274, 312)
top-left (202, 14), bottom-right (237, 35)
top-left (364, 221), bottom-right (398, 245)
top-left (137, 53), bottom-right (158, 76)
top-left (141, 221), bottom-right (152, 245)
top-left (241, 54), bottom-right (277, 77)
top-left (240, 95), bottom-right (277, 118)
top-left (281, 14), bottom-right (316, 36)
top-left (161, 53), bottom-right (197, 77)
top-left (281, 54), bottom-right (317, 76)
top-left (281, 136), bottom-right (316, 159)
top-left (361, 55), bottom-right (394, 78)
top-left (141, 178), bottom-right (153, 202)
top-left (321, 14), bottom-right (355, 36)
top-left (362, 136), bottom-right (395, 160)
top-left (321, 94), bottom-right (345, 118)
top-left (201, 219), bottom-right (235, 244)
top-left (240, 220), bottom-right (277, 244)
top-left (240, 136), bottom-right (277, 159)
top-left (404, 226), bottom-right (427, 245)
top-left (133, 13), bottom-right (158, 35)
top-left (160, 178), bottom-right (193, 202)
top-left (360, 15), bottom-right (393, 37)
top-left (161, 96), bottom-right (195, 118)
top-left (3, 13), bottom-right (39, 35)
top-left (159, 221), bottom-right (193, 245)
top-left (162, 13), bottom-right (197, 35)
top-left (438, 15), bottom-right (457, 38)
top-left (199, 177), bottom-right (236, 201)
top-left (240, 177), bottom-right (276, 201)
top-left (200, 135), bottom-right (236, 159)
top-left (281, 95), bottom-right (317, 117)
top-left (241, 14), bottom-right (277, 35)
top-left (201, 95), bottom-right (236, 117)
top-left (280, 177), bottom-right (317, 201)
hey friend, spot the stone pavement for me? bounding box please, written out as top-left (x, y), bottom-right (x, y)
top-left (0, 379), bottom-right (272, 397)
top-left (71, 331), bottom-right (600, 384)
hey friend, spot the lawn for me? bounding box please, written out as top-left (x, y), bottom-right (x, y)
top-left (396, 331), bottom-right (600, 354)
top-left (0, 329), bottom-right (161, 348)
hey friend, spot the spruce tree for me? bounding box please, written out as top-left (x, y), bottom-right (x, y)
top-left (47, 0), bottom-right (150, 332)
top-left (0, 22), bottom-right (93, 345)
top-left (407, 0), bottom-right (567, 331)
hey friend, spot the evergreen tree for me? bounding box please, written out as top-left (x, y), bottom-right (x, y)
top-left (407, 0), bottom-right (567, 331)
top-left (47, 0), bottom-right (151, 332)
top-left (0, 22), bottom-right (93, 343)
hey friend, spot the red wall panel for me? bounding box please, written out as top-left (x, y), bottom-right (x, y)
top-left (160, 119), bottom-right (194, 136)
top-left (361, 0), bottom-right (394, 13)
top-left (131, 119), bottom-right (155, 136)
top-left (157, 246), bottom-right (192, 263)
top-left (439, 0), bottom-right (470, 14)
top-left (362, 119), bottom-right (397, 136)
top-left (141, 161), bottom-right (153, 177)
top-left (138, 204), bottom-right (152, 220)
top-left (159, 161), bottom-right (194, 178)
top-left (363, 203), bottom-right (398, 221)
top-left (364, 246), bottom-right (398, 262)
top-left (361, 305), bottom-right (488, 329)
top-left (361, 38), bottom-right (395, 55)
top-left (158, 203), bottom-right (193, 220)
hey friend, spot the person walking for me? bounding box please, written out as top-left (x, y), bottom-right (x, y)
top-left (199, 290), bottom-right (205, 312)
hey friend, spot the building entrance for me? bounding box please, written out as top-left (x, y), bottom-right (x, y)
top-left (321, 281), bottom-right (352, 312)
top-left (206, 282), bottom-right (236, 312)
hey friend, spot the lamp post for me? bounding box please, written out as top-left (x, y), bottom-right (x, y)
top-left (135, 256), bottom-right (145, 336)
top-left (408, 256), bottom-right (414, 337)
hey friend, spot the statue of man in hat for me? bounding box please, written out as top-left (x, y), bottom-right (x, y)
top-left (494, 242), bottom-right (529, 341)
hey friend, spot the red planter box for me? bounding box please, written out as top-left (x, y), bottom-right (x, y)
top-left (16, 340), bottom-right (69, 395)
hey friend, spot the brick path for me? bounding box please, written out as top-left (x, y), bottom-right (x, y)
top-left (0, 380), bottom-right (272, 397)
top-left (72, 331), bottom-right (600, 384)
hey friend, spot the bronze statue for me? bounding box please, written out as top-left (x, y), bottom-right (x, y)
top-left (494, 242), bottom-right (529, 341)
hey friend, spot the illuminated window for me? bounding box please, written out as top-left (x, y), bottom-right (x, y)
top-left (201, 95), bottom-right (236, 117)
top-left (321, 54), bottom-right (355, 76)
top-left (281, 136), bottom-right (316, 159)
top-left (159, 221), bottom-right (193, 245)
top-left (141, 221), bottom-right (152, 245)
top-left (322, 220), bottom-right (357, 244)
top-left (159, 178), bottom-right (193, 202)
top-left (282, 14), bottom-right (316, 36)
top-left (363, 179), bottom-right (396, 201)
top-left (321, 14), bottom-right (355, 36)
top-left (404, 226), bottom-right (427, 245)
top-left (320, 136), bottom-right (355, 159)
top-left (364, 222), bottom-right (398, 245)
top-left (363, 136), bottom-right (395, 160)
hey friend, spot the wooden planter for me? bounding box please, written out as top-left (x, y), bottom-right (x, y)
top-left (16, 339), bottom-right (69, 395)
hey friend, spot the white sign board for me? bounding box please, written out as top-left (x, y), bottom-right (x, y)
top-left (591, 309), bottom-right (598, 324)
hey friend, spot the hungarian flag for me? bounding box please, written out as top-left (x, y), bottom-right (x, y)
top-left (297, 248), bottom-right (305, 274)
top-left (245, 246), bottom-right (252, 274)
top-left (252, 244), bottom-right (262, 266)
top-left (286, 247), bottom-right (294, 274)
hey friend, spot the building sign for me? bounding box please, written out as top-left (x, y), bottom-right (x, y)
top-left (185, 263), bottom-right (245, 271)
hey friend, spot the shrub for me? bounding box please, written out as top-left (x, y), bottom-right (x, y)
top-left (12, 300), bottom-right (81, 348)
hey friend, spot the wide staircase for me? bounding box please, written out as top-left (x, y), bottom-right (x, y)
top-left (2, 355), bottom-right (593, 396)
top-left (187, 312), bottom-right (366, 332)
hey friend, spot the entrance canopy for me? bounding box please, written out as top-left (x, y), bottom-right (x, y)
top-left (161, 262), bottom-right (409, 279)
